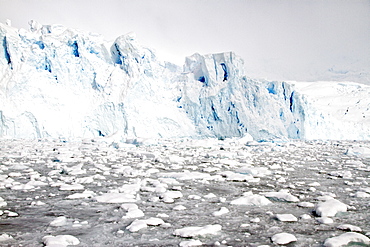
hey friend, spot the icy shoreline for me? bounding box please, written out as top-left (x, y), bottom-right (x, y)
top-left (0, 138), bottom-right (369, 246)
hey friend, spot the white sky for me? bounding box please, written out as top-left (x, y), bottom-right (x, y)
top-left (1, 0), bottom-right (369, 83)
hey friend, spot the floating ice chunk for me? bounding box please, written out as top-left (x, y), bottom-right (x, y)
top-left (188, 195), bottom-right (201, 200)
top-left (95, 193), bottom-right (136, 203)
top-left (66, 190), bottom-right (95, 199)
top-left (300, 214), bottom-right (311, 220)
top-left (297, 202), bottom-right (315, 208)
top-left (11, 183), bottom-right (35, 190)
top-left (263, 190), bottom-right (299, 202)
top-left (5, 211), bottom-right (18, 217)
top-left (315, 199), bottom-right (347, 217)
top-left (317, 217), bottom-right (334, 224)
top-left (161, 190), bottom-right (183, 203)
top-left (173, 224), bottom-right (222, 238)
top-left (236, 166), bottom-right (271, 177)
top-left (0, 233), bottom-right (13, 241)
top-left (42, 235), bottom-right (80, 246)
top-left (212, 207), bottom-right (229, 216)
top-left (354, 191), bottom-right (370, 198)
top-left (329, 170), bottom-right (352, 179)
top-left (308, 182), bottom-right (321, 187)
top-left (230, 192), bottom-right (271, 206)
top-left (337, 224), bottom-right (362, 232)
top-left (204, 193), bottom-right (217, 199)
top-left (59, 184), bottom-right (84, 191)
top-left (8, 172), bottom-right (22, 177)
top-left (121, 203), bottom-right (139, 211)
top-left (323, 232), bottom-right (370, 247)
top-left (345, 147), bottom-right (370, 158)
top-left (179, 239), bottom-right (203, 247)
top-left (126, 219), bottom-right (148, 232)
top-left (271, 232), bottom-right (297, 245)
top-left (173, 205), bottom-right (187, 211)
top-left (50, 216), bottom-right (68, 227)
top-left (0, 197), bottom-right (7, 207)
top-left (158, 171), bottom-right (211, 180)
top-left (122, 208), bottom-right (145, 219)
top-left (221, 171), bottom-right (260, 182)
top-left (126, 218), bottom-right (165, 232)
top-left (75, 176), bottom-right (94, 184)
top-left (275, 214), bottom-right (297, 222)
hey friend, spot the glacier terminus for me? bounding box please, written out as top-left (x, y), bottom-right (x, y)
top-left (0, 20), bottom-right (369, 141)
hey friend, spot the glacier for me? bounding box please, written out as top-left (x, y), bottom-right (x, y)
top-left (0, 20), bottom-right (369, 141)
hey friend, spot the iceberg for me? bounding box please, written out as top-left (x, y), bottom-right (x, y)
top-left (0, 21), bottom-right (369, 141)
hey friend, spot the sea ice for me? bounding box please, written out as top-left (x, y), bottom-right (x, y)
top-left (275, 214), bottom-right (298, 222)
top-left (173, 224), bottom-right (222, 238)
top-left (323, 232), bottom-right (370, 247)
top-left (95, 193), bottom-right (137, 203)
top-left (230, 191), bottom-right (271, 206)
top-left (262, 190), bottom-right (299, 202)
top-left (42, 235), bottom-right (80, 247)
top-left (271, 232), bottom-right (297, 245)
top-left (315, 199), bottom-right (348, 217)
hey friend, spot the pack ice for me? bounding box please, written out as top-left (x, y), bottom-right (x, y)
top-left (1, 20), bottom-right (369, 141)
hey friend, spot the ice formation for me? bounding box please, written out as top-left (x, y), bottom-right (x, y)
top-left (0, 20), bottom-right (369, 141)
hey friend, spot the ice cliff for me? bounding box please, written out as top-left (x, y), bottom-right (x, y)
top-left (0, 21), bottom-right (369, 141)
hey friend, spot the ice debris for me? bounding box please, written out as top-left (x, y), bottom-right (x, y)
top-left (230, 191), bottom-right (271, 206)
top-left (314, 199), bottom-right (348, 217)
top-left (271, 232), bottom-right (297, 245)
top-left (173, 224), bottom-right (222, 238)
top-left (42, 235), bottom-right (80, 247)
top-left (323, 232), bottom-right (370, 247)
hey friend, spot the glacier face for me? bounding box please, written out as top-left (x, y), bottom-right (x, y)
top-left (0, 21), bottom-right (369, 141)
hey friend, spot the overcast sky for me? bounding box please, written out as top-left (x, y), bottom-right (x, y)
top-left (1, 0), bottom-right (369, 83)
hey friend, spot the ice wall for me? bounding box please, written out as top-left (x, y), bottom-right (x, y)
top-left (0, 21), bottom-right (369, 141)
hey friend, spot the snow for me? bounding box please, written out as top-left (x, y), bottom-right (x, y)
top-left (0, 21), bottom-right (369, 141)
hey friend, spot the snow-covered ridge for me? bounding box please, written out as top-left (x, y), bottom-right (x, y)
top-left (0, 21), bottom-right (369, 141)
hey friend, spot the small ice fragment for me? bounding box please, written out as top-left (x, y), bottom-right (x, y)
top-left (179, 239), bottom-right (203, 247)
top-left (59, 184), bottom-right (84, 191)
top-left (275, 214), bottom-right (297, 222)
top-left (323, 232), bottom-right (370, 247)
top-left (250, 217), bottom-right (260, 223)
top-left (308, 182), bottom-right (321, 187)
top-left (173, 224), bottom-right (222, 238)
top-left (188, 195), bottom-right (201, 200)
top-left (126, 219), bottom-right (148, 232)
top-left (42, 235), bottom-right (80, 246)
top-left (0, 233), bottom-right (13, 241)
top-left (337, 224), bottom-right (362, 232)
top-left (263, 190), bottom-right (299, 202)
top-left (173, 205), bottom-right (187, 211)
top-left (122, 208), bottom-right (144, 219)
top-left (50, 216), bottom-right (68, 227)
top-left (204, 193), bottom-right (217, 199)
top-left (317, 217), bottom-right (334, 224)
top-left (297, 202), bottom-right (315, 208)
top-left (95, 193), bottom-right (136, 203)
top-left (230, 192), bottom-right (271, 206)
top-left (6, 211), bottom-right (18, 217)
top-left (300, 214), bottom-right (311, 220)
top-left (212, 207), bottom-right (229, 216)
top-left (271, 232), bottom-right (297, 245)
top-left (315, 199), bottom-right (347, 217)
